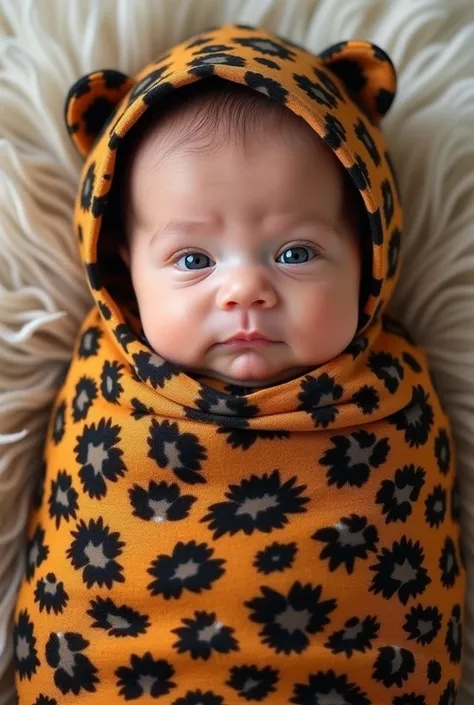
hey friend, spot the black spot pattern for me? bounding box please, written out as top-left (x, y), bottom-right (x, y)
top-left (34, 573), bottom-right (69, 615)
top-left (293, 73), bottom-right (338, 108)
top-left (355, 117), bottom-right (381, 165)
top-left (325, 615), bottom-right (380, 657)
top-left (388, 228), bottom-right (401, 278)
top-left (74, 417), bottom-right (127, 499)
top-left (227, 664), bottom-right (279, 700)
top-left (370, 536), bottom-right (431, 605)
top-left (290, 670), bottom-right (370, 705)
top-left (80, 163), bottom-right (95, 211)
top-left (244, 71), bottom-right (288, 103)
top-left (72, 376), bottom-right (98, 422)
top-left (128, 66), bottom-right (173, 102)
top-left (234, 36), bottom-right (297, 61)
top-left (171, 610), bottom-right (239, 660)
top-left (403, 604), bottom-right (442, 645)
top-left (88, 596), bottom-right (150, 637)
top-left (320, 430), bottom-right (390, 488)
top-left (323, 113), bottom-right (346, 149)
top-left (129, 479), bottom-right (197, 523)
top-left (115, 652), bottom-right (176, 698)
top-left (372, 646), bottom-right (415, 688)
top-left (45, 632), bottom-right (99, 695)
top-left (67, 516), bottom-right (125, 589)
top-left (389, 386), bottom-right (434, 448)
top-left (201, 469), bottom-right (309, 540)
top-left (376, 465), bottom-right (425, 524)
top-left (147, 540), bottom-right (225, 599)
top-left (13, 609), bottom-right (40, 680)
top-left (48, 470), bottom-right (79, 528)
top-left (312, 514), bottom-right (379, 574)
top-left (78, 326), bottom-right (103, 359)
top-left (101, 360), bottom-right (124, 403)
top-left (148, 418), bottom-right (208, 485)
top-left (298, 373), bottom-right (344, 428)
top-left (244, 581), bottom-right (337, 655)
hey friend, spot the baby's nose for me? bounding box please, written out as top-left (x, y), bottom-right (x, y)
top-left (216, 267), bottom-right (278, 310)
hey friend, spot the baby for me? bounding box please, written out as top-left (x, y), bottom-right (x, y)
top-left (116, 77), bottom-right (364, 390)
top-left (13, 23), bottom-right (465, 705)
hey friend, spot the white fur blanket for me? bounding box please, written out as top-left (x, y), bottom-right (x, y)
top-left (1, 1), bottom-right (474, 702)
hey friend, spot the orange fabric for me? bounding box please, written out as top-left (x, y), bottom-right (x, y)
top-left (14, 24), bottom-right (465, 704)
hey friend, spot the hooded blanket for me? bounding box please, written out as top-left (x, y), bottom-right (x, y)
top-left (14, 23), bottom-right (465, 705)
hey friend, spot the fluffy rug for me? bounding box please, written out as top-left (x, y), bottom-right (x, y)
top-left (1, 0), bottom-right (474, 702)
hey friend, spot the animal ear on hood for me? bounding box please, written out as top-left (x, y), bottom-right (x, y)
top-left (64, 69), bottom-right (135, 158)
top-left (319, 40), bottom-right (397, 125)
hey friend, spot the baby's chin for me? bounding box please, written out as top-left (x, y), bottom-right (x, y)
top-left (206, 366), bottom-right (312, 388)
top-left (183, 350), bottom-right (316, 388)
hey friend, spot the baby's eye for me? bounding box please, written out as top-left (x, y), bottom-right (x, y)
top-left (276, 245), bottom-right (316, 264)
top-left (176, 252), bottom-right (215, 270)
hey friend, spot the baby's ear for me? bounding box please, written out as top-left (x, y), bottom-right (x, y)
top-left (119, 244), bottom-right (131, 269)
top-left (64, 70), bottom-right (135, 158)
top-left (319, 40), bottom-right (397, 125)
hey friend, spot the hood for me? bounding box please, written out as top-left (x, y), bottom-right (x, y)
top-left (63, 23), bottom-right (411, 429)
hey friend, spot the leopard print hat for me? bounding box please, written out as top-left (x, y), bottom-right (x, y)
top-left (64, 22), bottom-right (401, 345)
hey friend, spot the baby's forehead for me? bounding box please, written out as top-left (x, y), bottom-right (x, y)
top-left (132, 119), bottom-right (343, 202)
top-left (115, 79), bottom-right (356, 235)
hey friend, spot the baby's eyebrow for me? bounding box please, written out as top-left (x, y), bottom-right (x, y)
top-left (150, 220), bottom-right (215, 246)
top-left (264, 213), bottom-right (339, 235)
top-left (163, 220), bottom-right (214, 236)
top-left (149, 214), bottom-right (339, 246)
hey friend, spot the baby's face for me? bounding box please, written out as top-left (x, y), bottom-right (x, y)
top-left (121, 121), bottom-right (361, 388)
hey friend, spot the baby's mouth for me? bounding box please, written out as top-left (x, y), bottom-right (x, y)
top-left (221, 330), bottom-right (278, 345)
top-left (222, 338), bottom-right (276, 348)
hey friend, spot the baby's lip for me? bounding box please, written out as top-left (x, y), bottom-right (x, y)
top-left (223, 331), bottom-right (276, 343)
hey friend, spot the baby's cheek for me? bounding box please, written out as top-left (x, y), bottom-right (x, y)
top-left (306, 290), bottom-right (341, 337)
top-left (139, 286), bottom-right (203, 364)
top-left (143, 296), bottom-right (184, 350)
top-left (297, 281), bottom-right (358, 359)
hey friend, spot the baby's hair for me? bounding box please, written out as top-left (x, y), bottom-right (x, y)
top-left (105, 77), bottom-right (371, 306)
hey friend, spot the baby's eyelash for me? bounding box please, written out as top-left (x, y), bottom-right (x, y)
top-left (290, 240), bottom-right (321, 253)
top-left (176, 242), bottom-right (321, 258)
top-left (172, 247), bottom-right (209, 263)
